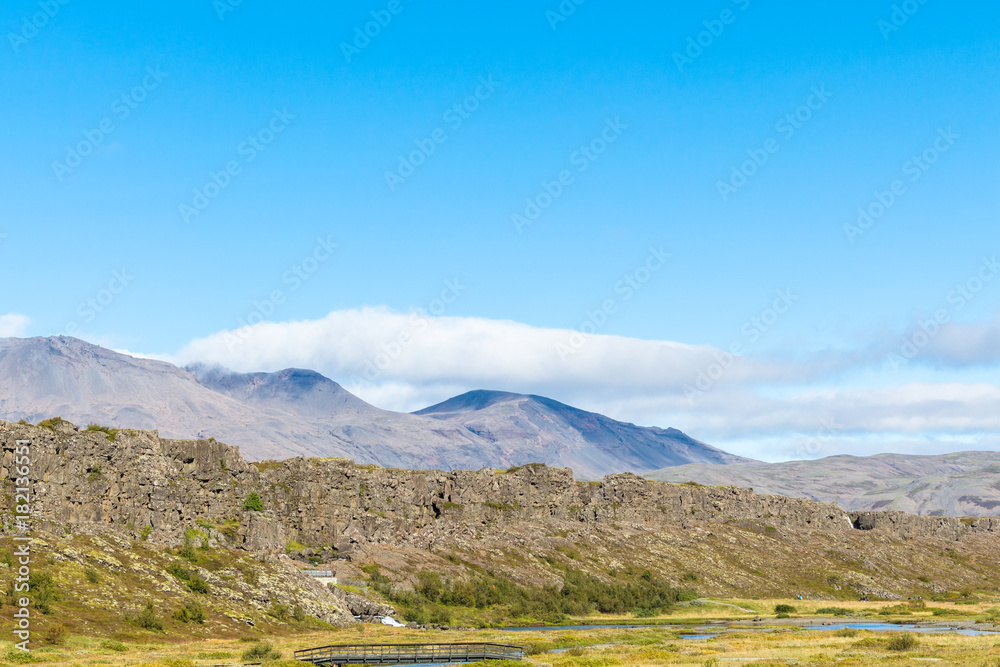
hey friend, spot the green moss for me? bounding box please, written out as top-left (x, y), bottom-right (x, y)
top-left (37, 416), bottom-right (70, 431)
top-left (85, 423), bottom-right (120, 441)
top-left (285, 540), bottom-right (308, 553)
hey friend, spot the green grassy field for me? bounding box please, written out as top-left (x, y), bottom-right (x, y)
top-left (4, 598), bottom-right (999, 667)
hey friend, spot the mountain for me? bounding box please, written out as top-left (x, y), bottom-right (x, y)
top-left (0, 336), bottom-right (738, 477)
top-left (416, 390), bottom-right (750, 474)
top-left (184, 363), bottom-right (508, 471)
top-left (645, 451), bottom-right (1000, 516)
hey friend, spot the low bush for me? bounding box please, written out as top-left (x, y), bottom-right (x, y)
top-left (85, 424), bottom-right (120, 441)
top-left (268, 602), bottom-right (290, 620)
top-left (187, 575), bottom-right (210, 594)
top-left (43, 623), bottom-right (66, 645)
top-left (241, 642), bottom-right (282, 662)
top-left (243, 492), bottom-right (265, 512)
top-left (774, 604), bottom-right (797, 614)
top-left (132, 601), bottom-right (163, 632)
top-left (173, 602), bottom-right (206, 624)
top-left (100, 640), bottom-right (128, 652)
top-left (885, 633), bottom-right (918, 651)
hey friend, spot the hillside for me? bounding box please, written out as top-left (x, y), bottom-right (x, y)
top-left (645, 451), bottom-right (1000, 517)
top-left (3, 418), bottom-right (1000, 626)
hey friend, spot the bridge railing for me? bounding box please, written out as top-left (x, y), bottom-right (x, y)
top-left (294, 642), bottom-right (527, 665)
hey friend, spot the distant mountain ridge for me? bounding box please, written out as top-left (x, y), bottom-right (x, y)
top-left (645, 451), bottom-right (1000, 517)
top-left (417, 390), bottom-right (748, 473)
top-left (0, 336), bottom-right (745, 477)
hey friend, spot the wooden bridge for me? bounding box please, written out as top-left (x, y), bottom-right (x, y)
top-left (294, 642), bottom-right (527, 665)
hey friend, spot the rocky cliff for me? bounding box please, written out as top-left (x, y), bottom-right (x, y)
top-left (3, 419), bottom-right (1000, 601)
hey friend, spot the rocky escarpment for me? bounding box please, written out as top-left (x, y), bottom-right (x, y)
top-left (3, 420), bottom-right (1000, 599)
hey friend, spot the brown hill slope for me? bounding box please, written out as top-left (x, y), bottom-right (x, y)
top-left (3, 419), bottom-right (999, 609)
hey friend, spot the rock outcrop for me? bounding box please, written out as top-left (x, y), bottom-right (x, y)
top-left (3, 420), bottom-right (1000, 599)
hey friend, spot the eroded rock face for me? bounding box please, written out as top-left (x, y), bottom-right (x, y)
top-left (328, 586), bottom-right (396, 617)
top-left (2, 421), bottom-right (995, 550)
top-left (4, 420), bottom-right (1000, 602)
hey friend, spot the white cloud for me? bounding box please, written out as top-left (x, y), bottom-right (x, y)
top-left (0, 313), bottom-right (30, 337)
top-left (172, 306), bottom-right (813, 403)
top-left (919, 314), bottom-right (1000, 366)
top-left (166, 307), bottom-right (1000, 460)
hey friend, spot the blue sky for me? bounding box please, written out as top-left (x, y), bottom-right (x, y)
top-left (2, 1), bottom-right (1000, 460)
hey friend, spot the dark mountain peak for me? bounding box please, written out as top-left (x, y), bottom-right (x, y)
top-left (185, 364), bottom-right (373, 417)
top-left (415, 389), bottom-right (528, 414)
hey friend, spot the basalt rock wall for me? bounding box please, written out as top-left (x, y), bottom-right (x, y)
top-left (1, 421), bottom-right (996, 552)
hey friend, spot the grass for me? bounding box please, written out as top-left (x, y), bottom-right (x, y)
top-left (3, 619), bottom-right (998, 667)
top-left (85, 423), bottom-right (120, 441)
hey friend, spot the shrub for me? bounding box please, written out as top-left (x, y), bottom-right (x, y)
top-left (834, 628), bottom-right (858, 637)
top-left (167, 563), bottom-right (192, 581)
top-left (100, 640), bottom-right (128, 652)
top-left (43, 623), bottom-right (67, 645)
top-left (268, 602), bottom-right (290, 620)
top-left (292, 605), bottom-right (307, 622)
top-left (885, 633), bottom-right (918, 651)
top-left (177, 538), bottom-right (198, 563)
top-left (981, 607), bottom-right (1000, 622)
top-left (85, 424), bottom-right (119, 441)
top-left (85, 567), bottom-right (100, 584)
top-left (173, 602), bottom-right (206, 624)
top-left (774, 604), bottom-right (797, 614)
top-left (243, 492), bottom-right (265, 512)
top-left (241, 642), bottom-right (282, 662)
top-left (187, 575), bottom-right (210, 594)
top-left (133, 601), bottom-right (164, 632)
top-left (37, 417), bottom-right (69, 431)
top-left (28, 572), bottom-right (61, 614)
